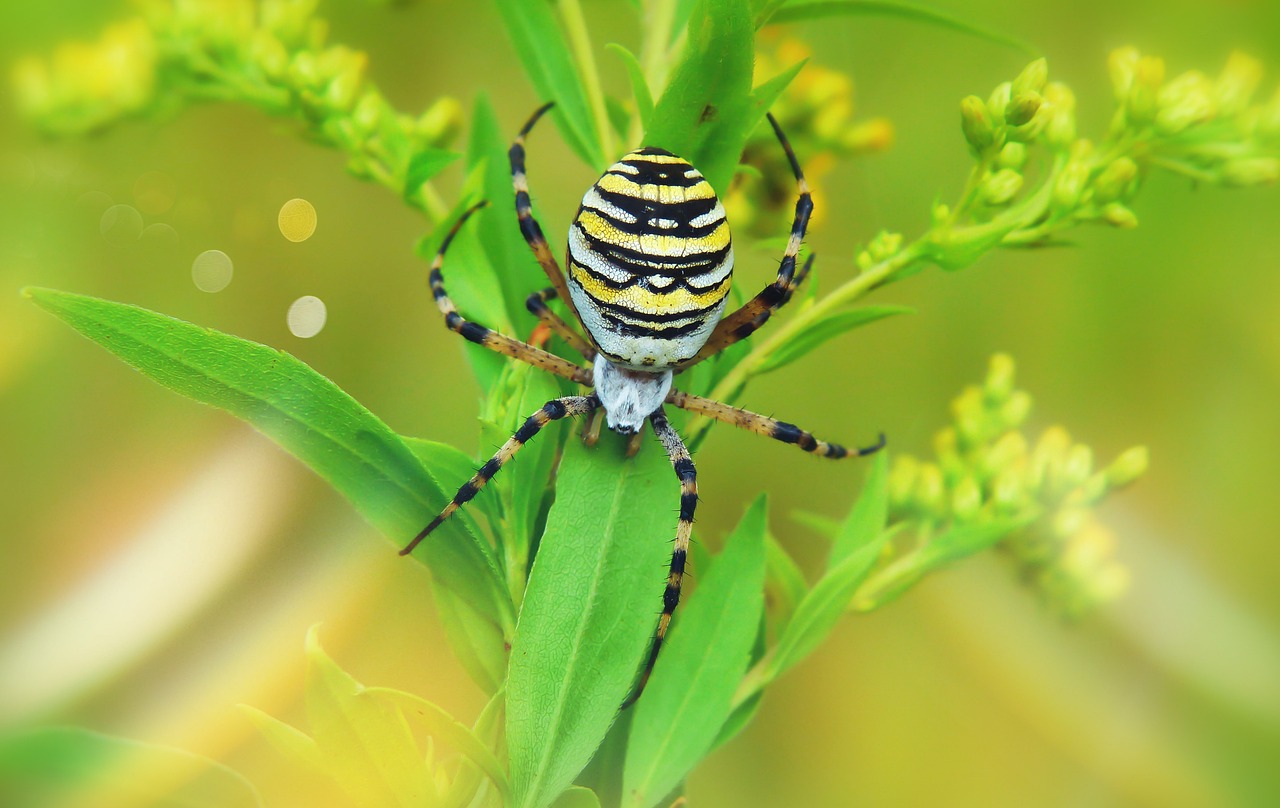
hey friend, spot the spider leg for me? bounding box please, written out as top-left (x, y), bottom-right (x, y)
top-left (679, 113), bottom-right (814, 369)
top-left (526, 286), bottom-right (595, 360)
top-left (429, 202), bottom-right (591, 386)
top-left (401, 394), bottom-right (600, 555)
top-left (666, 388), bottom-right (886, 459)
top-left (510, 102), bottom-right (578, 320)
top-left (624, 406), bottom-right (696, 707)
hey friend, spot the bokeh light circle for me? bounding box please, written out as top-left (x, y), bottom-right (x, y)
top-left (100, 204), bottom-right (144, 246)
top-left (277, 198), bottom-right (317, 242)
top-left (287, 295), bottom-right (327, 338)
top-left (192, 249), bottom-right (233, 293)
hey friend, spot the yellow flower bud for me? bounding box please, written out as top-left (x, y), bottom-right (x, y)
top-left (980, 168), bottom-right (1023, 206)
top-left (1222, 158), bottom-right (1280, 186)
top-left (984, 353), bottom-right (1016, 402)
top-left (916, 463), bottom-right (947, 518)
top-left (1029, 426), bottom-right (1071, 493)
top-left (418, 96), bottom-right (463, 145)
top-left (1103, 446), bottom-right (1149, 488)
top-left (983, 431), bottom-right (1028, 479)
top-left (1052, 159), bottom-right (1089, 212)
top-left (1108, 47), bottom-right (1141, 102)
top-left (960, 95), bottom-right (996, 153)
top-left (1012, 58), bottom-right (1049, 97)
top-left (1004, 91), bottom-right (1043, 127)
top-left (1215, 51), bottom-right (1263, 114)
top-left (1155, 70), bottom-right (1215, 135)
top-left (1043, 82), bottom-right (1077, 148)
top-left (951, 476), bottom-right (983, 522)
top-left (987, 82), bottom-right (1012, 121)
top-left (1000, 391), bottom-right (1032, 429)
top-left (1127, 56), bottom-right (1165, 125)
top-left (996, 142), bottom-right (1027, 170)
top-left (992, 468), bottom-right (1025, 514)
top-left (1093, 157), bottom-right (1139, 203)
top-left (888, 455), bottom-right (920, 510)
top-left (1102, 202), bottom-right (1139, 228)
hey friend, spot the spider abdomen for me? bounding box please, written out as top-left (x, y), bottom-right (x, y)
top-left (567, 147), bottom-right (733, 370)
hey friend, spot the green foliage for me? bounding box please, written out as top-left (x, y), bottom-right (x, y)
top-left (0, 726), bottom-right (260, 807)
top-left (507, 437), bottom-right (673, 808)
top-left (14, 0), bottom-right (1280, 806)
top-left (22, 287), bottom-right (511, 629)
top-left (240, 627), bottom-right (508, 807)
top-left (623, 496), bottom-right (767, 808)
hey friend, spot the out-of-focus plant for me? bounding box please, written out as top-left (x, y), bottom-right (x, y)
top-left (10, 0), bottom-right (1280, 806)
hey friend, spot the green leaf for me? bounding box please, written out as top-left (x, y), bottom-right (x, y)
top-left (623, 496), bottom-right (768, 808)
top-left (770, 1), bottom-right (1038, 55)
top-left (239, 705), bottom-right (322, 773)
top-left (767, 463), bottom-right (893, 679)
top-left (433, 585), bottom-right (508, 694)
top-left (404, 436), bottom-right (497, 543)
top-left (415, 178), bottom-right (512, 392)
top-left (404, 147), bottom-right (460, 207)
top-left (764, 528), bottom-right (808, 633)
top-left (644, 0), bottom-right (759, 193)
top-left (828, 450), bottom-right (890, 568)
top-left (445, 691), bottom-right (507, 808)
top-left (493, 0), bottom-right (605, 168)
top-left (606, 43), bottom-right (654, 130)
top-left (0, 726), bottom-right (261, 808)
top-left (467, 93), bottom-right (551, 332)
top-left (482, 360), bottom-right (567, 561)
top-left (552, 786), bottom-right (603, 808)
top-left (507, 435), bottom-right (675, 808)
top-left (754, 306), bottom-right (913, 375)
top-left (304, 627), bottom-right (434, 808)
top-left (25, 288), bottom-right (511, 626)
top-left (368, 687), bottom-right (511, 804)
top-left (751, 0), bottom-right (790, 27)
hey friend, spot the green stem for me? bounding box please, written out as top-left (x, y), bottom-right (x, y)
top-left (559, 0), bottom-right (615, 164)
top-left (639, 0), bottom-right (679, 100)
top-left (684, 241), bottom-right (927, 444)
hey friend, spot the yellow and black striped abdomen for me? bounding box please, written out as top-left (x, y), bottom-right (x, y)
top-left (567, 147), bottom-right (733, 370)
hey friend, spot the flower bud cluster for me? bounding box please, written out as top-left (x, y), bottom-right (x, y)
top-left (725, 35), bottom-right (893, 237)
top-left (887, 354), bottom-right (1146, 616)
top-left (13, 0), bottom-right (461, 204)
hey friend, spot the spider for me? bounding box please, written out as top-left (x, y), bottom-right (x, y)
top-left (400, 102), bottom-right (885, 701)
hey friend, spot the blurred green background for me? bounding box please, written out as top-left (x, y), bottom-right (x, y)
top-left (2, 1), bottom-right (1279, 805)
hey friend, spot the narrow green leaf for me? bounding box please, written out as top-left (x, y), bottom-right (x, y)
top-left (764, 529), bottom-right (808, 633)
top-left (828, 451), bottom-right (890, 568)
top-left (606, 43), bottom-right (654, 130)
top-left (755, 305), bottom-right (913, 375)
top-left (404, 436), bottom-right (497, 542)
top-left (752, 0), bottom-right (790, 26)
top-left (552, 786), bottom-right (603, 808)
top-left (0, 726), bottom-right (261, 808)
top-left (624, 496), bottom-right (768, 808)
top-left (304, 627), bottom-right (433, 808)
top-left (507, 436), bottom-right (675, 808)
top-left (482, 360), bottom-right (567, 558)
top-left (368, 687), bottom-right (511, 803)
top-left (494, 0), bottom-right (605, 168)
top-left (445, 691), bottom-right (507, 808)
top-left (25, 288), bottom-right (511, 625)
top-left (415, 177), bottom-right (512, 392)
top-left (467, 93), bottom-right (550, 331)
top-left (770, 0), bottom-right (1038, 55)
top-left (768, 533), bottom-right (886, 679)
top-left (711, 689), bottom-right (762, 751)
top-left (239, 705), bottom-right (321, 773)
top-left (404, 147), bottom-right (460, 206)
top-left (432, 585), bottom-right (508, 694)
top-left (644, 0), bottom-right (757, 193)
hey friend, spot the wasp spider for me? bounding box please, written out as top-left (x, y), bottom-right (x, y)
top-left (401, 103), bottom-right (884, 701)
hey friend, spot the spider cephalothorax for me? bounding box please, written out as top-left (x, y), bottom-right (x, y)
top-left (401, 103), bottom-right (884, 703)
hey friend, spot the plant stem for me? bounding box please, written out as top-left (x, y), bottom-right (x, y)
top-left (559, 0), bottom-right (615, 164)
top-left (639, 0), bottom-right (679, 99)
top-left (683, 241), bottom-right (927, 444)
